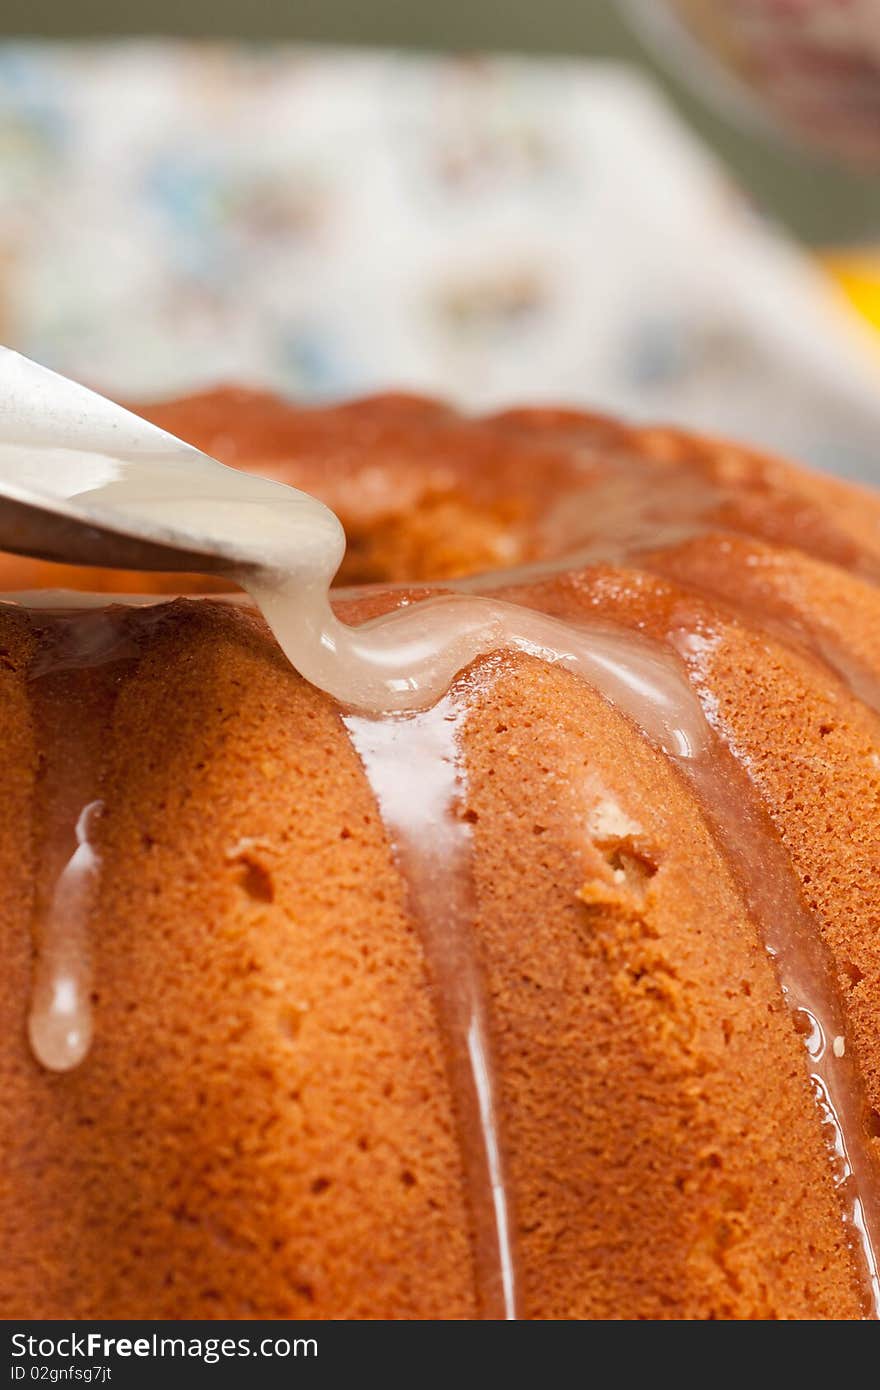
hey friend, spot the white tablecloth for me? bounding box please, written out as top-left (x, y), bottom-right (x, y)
top-left (0, 41), bottom-right (878, 481)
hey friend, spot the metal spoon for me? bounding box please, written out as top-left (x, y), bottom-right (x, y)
top-left (0, 347), bottom-right (265, 577)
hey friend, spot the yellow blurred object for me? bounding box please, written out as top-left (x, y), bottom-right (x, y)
top-left (823, 252), bottom-right (880, 333)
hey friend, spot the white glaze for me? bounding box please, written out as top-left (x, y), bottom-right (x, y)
top-left (254, 576), bottom-right (712, 748)
top-left (27, 800), bottom-right (101, 1072)
top-left (0, 352), bottom-right (711, 746)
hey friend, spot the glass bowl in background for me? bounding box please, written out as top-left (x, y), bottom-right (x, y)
top-left (625, 0), bottom-right (880, 168)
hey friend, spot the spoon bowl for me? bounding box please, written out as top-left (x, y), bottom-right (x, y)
top-left (0, 347), bottom-right (344, 586)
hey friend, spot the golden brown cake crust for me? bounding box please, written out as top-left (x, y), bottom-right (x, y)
top-left (1, 390), bottom-right (880, 1318)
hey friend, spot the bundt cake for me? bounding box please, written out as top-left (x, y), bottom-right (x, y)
top-left (1, 388), bottom-right (879, 1320)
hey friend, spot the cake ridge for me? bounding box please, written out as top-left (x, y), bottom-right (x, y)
top-left (483, 554), bottom-right (880, 1312)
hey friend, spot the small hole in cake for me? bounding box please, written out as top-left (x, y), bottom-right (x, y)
top-left (461, 807), bottom-right (479, 824)
top-left (607, 846), bottom-right (657, 877)
top-left (278, 1005), bottom-right (307, 1041)
top-left (602, 844), bottom-right (659, 897)
top-left (141, 832), bottom-right (155, 851)
top-left (818, 723), bottom-right (833, 737)
top-left (842, 959), bottom-right (865, 988)
top-left (357, 1136), bottom-right (370, 1152)
top-left (533, 823), bottom-right (546, 836)
top-left (400, 1169), bottom-right (417, 1188)
top-left (237, 857), bottom-right (275, 903)
top-left (340, 826), bottom-right (352, 839)
top-left (867, 1110), bottom-right (880, 1139)
top-left (310, 1176), bottom-right (331, 1196)
top-left (295, 1282), bottom-right (315, 1304)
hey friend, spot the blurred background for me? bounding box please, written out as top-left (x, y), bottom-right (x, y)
top-left (1, 0), bottom-right (879, 479)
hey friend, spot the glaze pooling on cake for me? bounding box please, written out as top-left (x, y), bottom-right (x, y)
top-left (2, 380), bottom-right (880, 1316)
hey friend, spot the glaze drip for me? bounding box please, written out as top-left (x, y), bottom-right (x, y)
top-left (25, 608), bottom-right (137, 1073)
top-left (28, 799), bottom-right (101, 1072)
top-left (653, 608), bottom-right (880, 1311)
top-left (345, 697), bottom-right (517, 1320)
top-left (676, 727), bottom-right (880, 1316)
